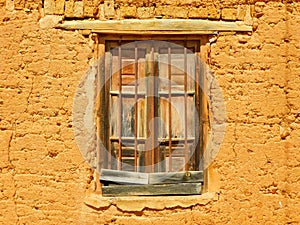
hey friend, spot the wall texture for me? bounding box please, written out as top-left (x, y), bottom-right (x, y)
top-left (0, 0), bottom-right (300, 224)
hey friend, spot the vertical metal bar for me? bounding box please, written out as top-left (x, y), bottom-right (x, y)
top-left (144, 47), bottom-right (154, 173)
top-left (151, 47), bottom-right (155, 172)
top-left (194, 47), bottom-right (201, 171)
top-left (105, 46), bottom-right (112, 170)
top-left (184, 46), bottom-right (189, 171)
top-left (153, 48), bottom-right (159, 172)
top-left (134, 45), bottom-right (138, 172)
top-left (168, 47), bottom-right (172, 172)
top-left (118, 46), bottom-right (122, 170)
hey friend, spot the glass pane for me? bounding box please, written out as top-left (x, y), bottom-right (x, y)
top-left (110, 96), bottom-right (119, 138)
top-left (106, 40), bottom-right (200, 174)
top-left (136, 98), bottom-right (146, 138)
top-left (158, 54), bottom-right (196, 93)
top-left (110, 140), bottom-right (146, 172)
top-left (137, 58), bottom-right (146, 94)
top-left (187, 96), bottom-right (196, 138)
top-left (187, 54), bottom-right (196, 92)
top-left (158, 97), bottom-right (169, 139)
top-left (165, 156), bottom-right (185, 172)
top-left (121, 97), bottom-right (135, 137)
top-left (121, 58), bottom-right (135, 93)
top-left (111, 55), bottom-right (120, 92)
top-left (170, 96), bottom-right (185, 139)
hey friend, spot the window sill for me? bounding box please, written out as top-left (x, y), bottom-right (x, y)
top-left (84, 192), bottom-right (218, 211)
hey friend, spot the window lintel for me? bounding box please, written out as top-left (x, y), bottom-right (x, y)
top-left (56, 19), bottom-right (252, 34)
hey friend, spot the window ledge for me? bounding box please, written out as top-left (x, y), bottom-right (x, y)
top-left (84, 192), bottom-right (218, 211)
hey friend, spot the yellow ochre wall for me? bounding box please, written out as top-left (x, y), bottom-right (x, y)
top-left (0, 0), bottom-right (299, 224)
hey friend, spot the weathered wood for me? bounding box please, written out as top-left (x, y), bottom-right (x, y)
top-left (103, 39), bottom-right (208, 177)
top-left (149, 171), bottom-right (203, 184)
top-left (101, 169), bottom-right (203, 184)
top-left (100, 169), bottom-right (148, 185)
top-left (56, 19), bottom-right (252, 33)
top-left (96, 38), bottom-right (106, 192)
top-left (102, 183), bottom-right (202, 196)
top-left (99, 34), bottom-right (215, 41)
top-left (202, 42), bottom-right (211, 192)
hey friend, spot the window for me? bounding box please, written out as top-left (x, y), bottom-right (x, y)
top-left (96, 37), bottom-right (209, 196)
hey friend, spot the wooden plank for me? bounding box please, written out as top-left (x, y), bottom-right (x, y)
top-left (122, 59), bottom-right (135, 74)
top-left (121, 75), bottom-right (135, 85)
top-left (92, 30), bottom-right (218, 35)
top-left (100, 34), bottom-right (217, 41)
top-left (121, 97), bottom-right (135, 137)
top-left (200, 39), bottom-right (211, 192)
top-left (149, 171), bottom-right (203, 184)
top-left (95, 37), bottom-right (102, 192)
top-left (56, 19), bottom-right (252, 33)
top-left (97, 39), bottom-right (107, 170)
top-left (144, 50), bottom-right (155, 172)
top-left (100, 169), bottom-right (148, 185)
top-left (102, 183), bottom-right (202, 196)
top-left (101, 169), bottom-right (203, 184)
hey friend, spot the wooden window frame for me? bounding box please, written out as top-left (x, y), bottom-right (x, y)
top-left (95, 35), bottom-right (211, 196)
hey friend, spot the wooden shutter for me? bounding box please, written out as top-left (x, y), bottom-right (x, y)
top-left (99, 40), bottom-right (204, 196)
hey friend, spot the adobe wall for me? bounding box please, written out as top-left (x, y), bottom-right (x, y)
top-left (0, 0), bottom-right (299, 224)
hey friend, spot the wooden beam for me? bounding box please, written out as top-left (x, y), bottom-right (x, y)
top-left (56, 19), bottom-right (252, 33)
top-left (102, 183), bottom-right (202, 196)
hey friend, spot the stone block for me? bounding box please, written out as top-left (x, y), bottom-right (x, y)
top-left (65, 0), bottom-right (74, 17)
top-left (0, 0), bottom-right (5, 7)
top-left (98, 3), bottom-right (105, 19)
top-left (156, 6), bottom-right (188, 18)
top-left (5, 0), bottom-right (14, 11)
top-left (84, 5), bottom-right (94, 17)
top-left (244, 5), bottom-right (253, 25)
top-left (74, 1), bottom-right (84, 18)
top-left (39, 15), bottom-right (63, 29)
top-left (44, 0), bottom-right (55, 15)
top-left (237, 5), bottom-right (247, 21)
top-left (14, 0), bottom-right (25, 9)
top-left (120, 6), bottom-right (137, 18)
top-left (221, 8), bottom-right (237, 20)
top-left (207, 7), bottom-right (221, 19)
top-left (188, 7), bottom-right (208, 19)
top-left (136, 7), bottom-right (155, 19)
top-left (104, 0), bottom-right (114, 18)
top-left (55, 0), bottom-right (65, 15)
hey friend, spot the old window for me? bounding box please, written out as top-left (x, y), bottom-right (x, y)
top-left (96, 37), bottom-right (209, 196)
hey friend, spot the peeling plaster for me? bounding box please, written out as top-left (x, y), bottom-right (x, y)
top-left (84, 192), bottom-right (217, 212)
